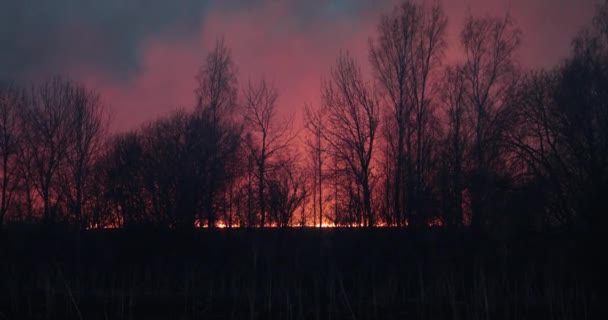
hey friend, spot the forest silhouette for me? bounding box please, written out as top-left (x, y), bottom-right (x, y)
top-left (1, 3), bottom-right (607, 232)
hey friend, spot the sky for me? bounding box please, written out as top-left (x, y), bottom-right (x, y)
top-left (0, 0), bottom-right (601, 132)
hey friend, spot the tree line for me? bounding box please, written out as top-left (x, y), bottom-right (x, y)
top-left (1, 1), bottom-right (607, 232)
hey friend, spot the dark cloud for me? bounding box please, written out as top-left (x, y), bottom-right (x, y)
top-left (0, 0), bottom-right (209, 82)
top-left (0, 0), bottom-right (391, 84)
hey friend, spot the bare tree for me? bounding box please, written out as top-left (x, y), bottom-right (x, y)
top-left (460, 13), bottom-right (521, 230)
top-left (509, 4), bottom-right (608, 229)
top-left (0, 84), bottom-right (24, 225)
top-left (304, 104), bottom-right (326, 227)
top-left (15, 137), bottom-right (37, 223)
top-left (369, 0), bottom-right (447, 226)
top-left (267, 156), bottom-right (308, 227)
top-left (86, 156), bottom-right (116, 228)
top-left (196, 37), bottom-right (238, 119)
top-left (61, 86), bottom-right (109, 228)
top-left (21, 77), bottom-right (82, 224)
top-left (245, 144), bottom-right (257, 227)
top-left (139, 112), bottom-right (190, 227)
top-left (322, 52), bottom-right (380, 227)
top-left (243, 79), bottom-right (294, 227)
top-left (105, 132), bottom-right (148, 228)
top-left (439, 66), bottom-right (469, 227)
top-left (194, 38), bottom-right (242, 228)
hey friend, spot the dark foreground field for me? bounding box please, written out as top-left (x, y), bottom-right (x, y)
top-left (0, 227), bottom-right (603, 320)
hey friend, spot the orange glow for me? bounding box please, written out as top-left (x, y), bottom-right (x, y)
top-left (427, 217), bottom-right (444, 227)
top-left (87, 223), bottom-right (119, 230)
top-left (85, 215), bottom-right (447, 230)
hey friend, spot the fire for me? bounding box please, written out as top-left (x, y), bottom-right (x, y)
top-left (427, 217), bottom-right (444, 227)
top-left (85, 216), bottom-right (445, 230)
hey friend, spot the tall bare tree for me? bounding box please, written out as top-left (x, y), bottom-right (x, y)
top-left (322, 52), bottom-right (379, 227)
top-left (439, 66), bottom-right (469, 227)
top-left (196, 38), bottom-right (238, 119)
top-left (304, 104), bottom-right (325, 227)
top-left (0, 84), bottom-right (24, 225)
top-left (62, 86), bottom-right (109, 228)
top-left (243, 79), bottom-right (293, 227)
top-left (460, 13), bottom-right (521, 230)
top-left (22, 78), bottom-right (82, 224)
top-left (194, 38), bottom-right (241, 228)
top-left (369, 0), bottom-right (447, 226)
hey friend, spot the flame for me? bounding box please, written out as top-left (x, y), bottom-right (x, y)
top-left (427, 217), bottom-right (444, 227)
top-left (85, 215), bottom-right (445, 230)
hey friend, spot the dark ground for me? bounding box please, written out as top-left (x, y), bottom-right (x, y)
top-left (0, 226), bottom-right (603, 319)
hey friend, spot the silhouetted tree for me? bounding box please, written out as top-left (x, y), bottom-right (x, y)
top-left (267, 156), bottom-right (308, 227)
top-left (61, 85), bottom-right (108, 228)
top-left (0, 84), bottom-right (24, 225)
top-left (191, 110), bottom-right (242, 228)
top-left (459, 13), bottom-right (521, 231)
top-left (196, 38), bottom-right (238, 118)
top-left (194, 38), bottom-right (242, 228)
top-left (86, 157), bottom-right (116, 228)
top-left (438, 66), bottom-right (469, 227)
top-left (105, 132), bottom-right (147, 228)
top-left (243, 80), bottom-right (294, 227)
top-left (559, 11), bottom-right (608, 229)
top-left (14, 121), bottom-right (37, 223)
top-left (304, 104), bottom-right (326, 227)
top-left (322, 52), bottom-right (379, 227)
top-left (507, 71), bottom-right (564, 226)
top-left (510, 4), bottom-right (608, 230)
top-left (140, 112), bottom-right (192, 227)
top-left (370, 0), bottom-right (447, 227)
top-left (21, 77), bottom-right (90, 224)
top-left (245, 144), bottom-right (257, 227)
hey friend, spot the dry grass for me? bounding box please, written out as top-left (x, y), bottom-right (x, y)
top-left (0, 227), bottom-right (600, 319)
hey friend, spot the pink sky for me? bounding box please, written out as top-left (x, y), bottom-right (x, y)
top-left (70, 0), bottom-right (598, 133)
